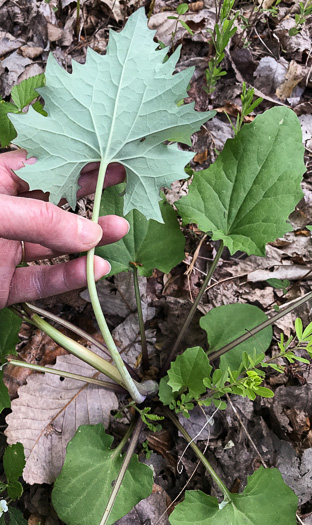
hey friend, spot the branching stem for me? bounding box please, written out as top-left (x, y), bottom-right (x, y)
top-left (161, 241), bottom-right (224, 374)
top-left (22, 303), bottom-right (139, 380)
top-left (86, 159), bottom-right (146, 403)
top-left (164, 407), bottom-right (232, 502)
top-left (29, 313), bottom-right (125, 388)
top-left (132, 266), bottom-right (149, 371)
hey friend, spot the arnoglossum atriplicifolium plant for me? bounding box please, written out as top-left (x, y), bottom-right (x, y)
top-left (0, 6), bottom-right (309, 524)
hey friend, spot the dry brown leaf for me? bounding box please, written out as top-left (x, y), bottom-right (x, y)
top-left (148, 9), bottom-right (214, 47)
top-left (100, 0), bottom-right (124, 22)
top-left (276, 60), bottom-right (305, 101)
top-left (47, 22), bottom-right (64, 42)
top-left (5, 349), bottom-right (118, 485)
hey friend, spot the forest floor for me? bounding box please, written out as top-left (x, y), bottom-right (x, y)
top-left (1, 0), bottom-right (312, 523)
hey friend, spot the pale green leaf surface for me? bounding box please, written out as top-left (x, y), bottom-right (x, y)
top-left (169, 467), bottom-right (297, 525)
top-left (200, 304), bottom-right (272, 371)
top-left (176, 107), bottom-right (305, 255)
top-left (10, 74), bottom-right (45, 110)
top-left (96, 184), bottom-right (185, 276)
top-left (3, 443), bottom-right (25, 483)
top-left (10, 9), bottom-right (214, 222)
top-left (0, 308), bottom-right (21, 362)
top-left (52, 424), bottom-right (153, 525)
top-left (167, 347), bottom-right (212, 398)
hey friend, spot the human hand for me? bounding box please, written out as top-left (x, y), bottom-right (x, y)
top-left (0, 150), bottom-right (129, 308)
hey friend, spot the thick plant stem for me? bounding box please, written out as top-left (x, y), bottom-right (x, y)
top-left (101, 417), bottom-right (143, 525)
top-left (164, 407), bottom-right (232, 502)
top-left (29, 313), bottom-right (125, 388)
top-left (7, 359), bottom-right (125, 392)
top-left (132, 266), bottom-right (149, 371)
top-left (23, 303), bottom-right (139, 380)
top-left (86, 159), bottom-right (146, 404)
top-left (161, 241), bottom-right (224, 374)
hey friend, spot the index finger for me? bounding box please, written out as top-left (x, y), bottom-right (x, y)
top-left (14, 157), bottom-right (126, 203)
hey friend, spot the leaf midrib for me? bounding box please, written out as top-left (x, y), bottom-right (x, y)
top-left (226, 121), bottom-right (281, 235)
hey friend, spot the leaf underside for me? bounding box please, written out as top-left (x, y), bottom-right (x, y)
top-left (176, 107), bottom-right (305, 255)
top-left (10, 8), bottom-right (214, 222)
top-left (52, 424), bottom-right (153, 525)
top-left (96, 184), bottom-right (185, 276)
top-left (169, 466), bottom-right (298, 524)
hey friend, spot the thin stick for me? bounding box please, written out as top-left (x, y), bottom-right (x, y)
top-left (132, 266), bottom-right (149, 371)
top-left (161, 241), bottom-right (224, 375)
top-left (100, 418), bottom-right (143, 525)
top-left (7, 359), bottom-right (125, 392)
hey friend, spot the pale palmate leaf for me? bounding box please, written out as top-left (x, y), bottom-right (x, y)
top-left (10, 8), bottom-right (214, 222)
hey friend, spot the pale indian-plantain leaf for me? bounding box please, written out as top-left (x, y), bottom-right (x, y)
top-left (9, 8), bottom-right (214, 222)
top-left (96, 183), bottom-right (185, 276)
top-left (169, 466), bottom-right (297, 525)
top-left (176, 107), bottom-right (305, 255)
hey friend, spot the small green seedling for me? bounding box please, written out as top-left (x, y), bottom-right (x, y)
top-left (168, 3), bottom-right (194, 51)
top-left (204, 0), bottom-right (237, 94)
top-left (289, 0), bottom-right (312, 36)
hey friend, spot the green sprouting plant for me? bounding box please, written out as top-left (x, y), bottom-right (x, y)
top-left (267, 278), bottom-right (290, 296)
top-left (204, 0), bottom-right (237, 94)
top-left (0, 6), bottom-right (310, 525)
top-left (167, 3), bottom-right (194, 51)
top-left (225, 82), bottom-right (263, 135)
top-left (261, 0), bottom-right (281, 17)
top-left (0, 74), bottom-right (46, 148)
top-left (142, 440), bottom-right (152, 459)
top-left (289, 0), bottom-right (312, 36)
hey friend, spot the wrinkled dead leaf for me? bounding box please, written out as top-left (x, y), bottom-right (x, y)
top-left (276, 60), bottom-right (305, 101)
top-left (274, 18), bottom-right (311, 61)
top-left (253, 56), bottom-right (288, 96)
top-left (0, 31), bottom-right (24, 57)
top-left (148, 9), bottom-right (214, 47)
top-left (0, 51), bottom-right (31, 96)
top-left (5, 349), bottom-right (118, 484)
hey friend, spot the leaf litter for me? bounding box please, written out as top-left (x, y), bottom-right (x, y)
top-left (1, 0), bottom-right (312, 522)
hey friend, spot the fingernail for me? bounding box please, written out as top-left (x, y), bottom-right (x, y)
top-left (104, 262), bottom-right (111, 276)
top-left (125, 220), bottom-right (130, 233)
top-left (78, 217), bottom-right (102, 246)
top-left (94, 261), bottom-right (111, 280)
